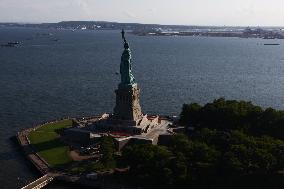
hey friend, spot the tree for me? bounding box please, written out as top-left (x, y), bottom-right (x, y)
top-left (101, 136), bottom-right (115, 167)
top-left (122, 144), bottom-right (174, 186)
top-left (180, 103), bottom-right (202, 126)
top-left (179, 98), bottom-right (284, 139)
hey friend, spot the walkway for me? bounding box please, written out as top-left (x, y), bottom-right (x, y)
top-left (17, 130), bottom-right (50, 174)
top-left (17, 128), bottom-right (55, 188)
top-left (144, 120), bottom-right (171, 144)
top-left (21, 174), bottom-right (55, 189)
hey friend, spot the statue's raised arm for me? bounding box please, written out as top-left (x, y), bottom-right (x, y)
top-left (121, 29), bottom-right (126, 42)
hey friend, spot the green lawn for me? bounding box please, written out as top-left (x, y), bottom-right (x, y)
top-left (28, 119), bottom-right (73, 167)
top-left (69, 161), bottom-right (108, 174)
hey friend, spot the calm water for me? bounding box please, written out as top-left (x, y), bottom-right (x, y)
top-left (1, 27), bottom-right (284, 188)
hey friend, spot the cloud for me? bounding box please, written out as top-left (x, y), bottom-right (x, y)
top-left (123, 11), bottom-right (137, 19)
top-left (237, 2), bottom-right (255, 16)
top-left (74, 0), bottom-right (92, 17)
top-left (0, 0), bottom-right (284, 26)
top-left (148, 8), bottom-right (156, 13)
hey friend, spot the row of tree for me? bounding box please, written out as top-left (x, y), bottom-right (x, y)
top-left (180, 98), bottom-right (284, 139)
top-left (120, 99), bottom-right (284, 188)
top-left (121, 130), bottom-right (284, 188)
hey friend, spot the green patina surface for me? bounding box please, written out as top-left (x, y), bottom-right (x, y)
top-left (119, 29), bottom-right (137, 88)
top-left (28, 119), bottom-right (73, 167)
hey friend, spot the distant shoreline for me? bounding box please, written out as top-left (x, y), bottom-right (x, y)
top-left (1, 22), bottom-right (284, 40)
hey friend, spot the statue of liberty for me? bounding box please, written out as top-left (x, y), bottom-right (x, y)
top-left (113, 30), bottom-right (143, 121)
top-left (119, 29), bottom-right (136, 88)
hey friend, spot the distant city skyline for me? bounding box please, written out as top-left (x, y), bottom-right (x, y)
top-left (0, 0), bottom-right (283, 26)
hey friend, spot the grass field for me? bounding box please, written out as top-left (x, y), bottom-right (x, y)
top-left (69, 161), bottom-right (106, 174)
top-left (28, 119), bottom-right (73, 167)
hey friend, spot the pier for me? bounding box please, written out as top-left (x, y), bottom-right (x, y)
top-left (21, 174), bottom-right (55, 189)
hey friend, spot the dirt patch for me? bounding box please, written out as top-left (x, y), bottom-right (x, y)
top-left (70, 150), bottom-right (97, 161)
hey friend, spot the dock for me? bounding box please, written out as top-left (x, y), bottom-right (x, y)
top-left (21, 174), bottom-right (55, 189)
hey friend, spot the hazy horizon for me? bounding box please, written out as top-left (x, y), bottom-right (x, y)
top-left (0, 0), bottom-right (284, 27)
top-left (1, 20), bottom-right (284, 28)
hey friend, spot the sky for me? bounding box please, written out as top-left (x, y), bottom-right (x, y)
top-left (0, 0), bottom-right (283, 26)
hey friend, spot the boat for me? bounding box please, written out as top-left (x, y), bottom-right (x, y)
top-left (8, 42), bottom-right (20, 45)
top-left (264, 43), bottom-right (280, 46)
top-left (1, 41), bottom-right (20, 47)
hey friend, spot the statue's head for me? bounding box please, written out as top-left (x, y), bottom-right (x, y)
top-left (124, 42), bottom-right (130, 49)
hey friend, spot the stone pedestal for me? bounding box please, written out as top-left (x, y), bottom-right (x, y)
top-left (113, 85), bottom-right (143, 122)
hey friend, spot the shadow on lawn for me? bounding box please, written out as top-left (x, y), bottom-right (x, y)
top-left (32, 138), bottom-right (67, 152)
top-left (54, 128), bottom-right (66, 136)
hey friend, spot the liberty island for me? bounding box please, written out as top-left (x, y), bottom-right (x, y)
top-left (2, 1), bottom-right (284, 187)
top-left (4, 27), bottom-right (283, 189)
top-left (16, 30), bottom-right (174, 188)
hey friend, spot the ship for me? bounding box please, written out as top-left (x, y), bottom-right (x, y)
top-left (1, 42), bottom-right (20, 47)
top-left (264, 43), bottom-right (280, 46)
